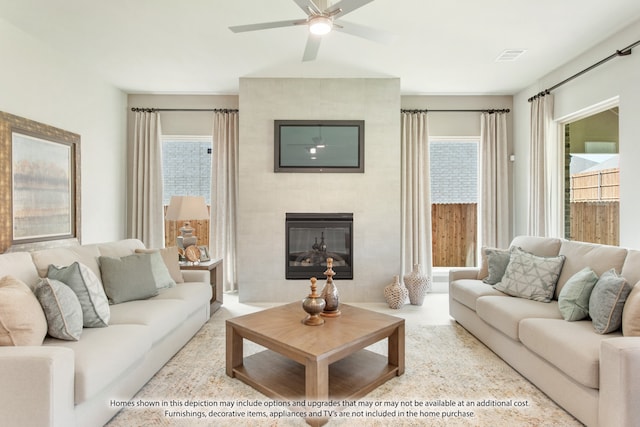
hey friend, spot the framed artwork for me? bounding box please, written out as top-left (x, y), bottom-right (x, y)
top-left (0, 112), bottom-right (81, 253)
top-left (198, 245), bottom-right (210, 262)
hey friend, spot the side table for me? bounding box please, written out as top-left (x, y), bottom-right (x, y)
top-left (180, 258), bottom-right (223, 315)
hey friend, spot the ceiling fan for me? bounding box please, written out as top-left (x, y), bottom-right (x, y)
top-left (229, 0), bottom-right (392, 61)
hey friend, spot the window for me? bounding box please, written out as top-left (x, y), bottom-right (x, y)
top-left (161, 136), bottom-right (212, 205)
top-left (430, 138), bottom-right (479, 267)
top-left (161, 136), bottom-right (212, 249)
top-left (564, 107), bottom-right (619, 245)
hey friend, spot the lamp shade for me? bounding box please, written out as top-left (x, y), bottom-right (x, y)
top-left (165, 196), bottom-right (209, 221)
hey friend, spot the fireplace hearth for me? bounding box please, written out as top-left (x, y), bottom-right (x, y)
top-left (285, 213), bottom-right (353, 280)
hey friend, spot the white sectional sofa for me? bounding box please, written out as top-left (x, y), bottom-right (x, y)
top-left (0, 239), bottom-right (212, 427)
top-left (449, 236), bottom-right (640, 427)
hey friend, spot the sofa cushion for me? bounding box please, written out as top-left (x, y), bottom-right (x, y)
top-left (622, 284), bottom-right (640, 336)
top-left (481, 247), bottom-right (511, 285)
top-left (31, 245), bottom-right (102, 282)
top-left (556, 240), bottom-right (627, 299)
top-left (621, 249), bottom-right (640, 287)
top-left (136, 247), bottom-right (184, 284)
top-left (99, 254), bottom-right (159, 304)
top-left (510, 236), bottom-right (562, 257)
top-left (520, 318), bottom-right (621, 389)
top-left (34, 278), bottom-right (83, 341)
top-left (476, 295), bottom-right (562, 340)
top-left (0, 252), bottom-right (41, 290)
top-left (0, 276), bottom-right (47, 346)
top-left (47, 262), bottom-right (110, 328)
top-left (153, 282), bottom-right (213, 309)
top-left (108, 299), bottom-right (190, 344)
top-left (558, 267), bottom-right (599, 321)
top-left (43, 324), bottom-right (151, 404)
top-left (450, 279), bottom-right (506, 311)
top-left (96, 239), bottom-right (146, 258)
top-left (589, 269), bottom-right (631, 334)
top-left (494, 247), bottom-right (565, 303)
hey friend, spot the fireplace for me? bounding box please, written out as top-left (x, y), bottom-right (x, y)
top-left (285, 213), bottom-right (353, 280)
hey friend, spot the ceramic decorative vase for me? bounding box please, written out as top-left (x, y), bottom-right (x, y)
top-left (320, 257), bottom-right (341, 317)
top-left (384, 275), bottom-right (408, 309)
top-left (302, 277), bottom-right (325, 326)
top-left (404, 264), bottom-right (431, 306)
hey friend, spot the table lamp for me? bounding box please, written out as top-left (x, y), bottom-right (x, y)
top-left (165, 196), bottom-right (209, 249)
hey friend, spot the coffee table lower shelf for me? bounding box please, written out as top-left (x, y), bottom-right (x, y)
top-left (232, 348), bottom-right (399, 402)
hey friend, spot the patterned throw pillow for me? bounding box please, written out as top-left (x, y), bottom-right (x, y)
top-left (494, 247), bottom-right (565, 302)
top-left (47, 262), bottom-right (110, 328)
top-left (589, 269), bottom-right (631, 334)
top-left (557, 267), bottom-right (599, 321)
top-left (35, 278), bottom-right (83, 341)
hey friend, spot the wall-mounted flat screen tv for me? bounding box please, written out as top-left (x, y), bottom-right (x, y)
top-left (274, 120), bottom-right (364, 173)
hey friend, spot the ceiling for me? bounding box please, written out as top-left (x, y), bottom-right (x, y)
top-left (2, 0), bottom-right (640, 95)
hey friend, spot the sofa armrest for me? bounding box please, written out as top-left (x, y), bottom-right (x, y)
top-left (449, 267), bottom-right (480, 282)
top-left (0, 346), bottom-right (75, 427)
top-left (181, 270), bottom-right (209, 283)
top-left (599, 337), bottom-right (640, 426)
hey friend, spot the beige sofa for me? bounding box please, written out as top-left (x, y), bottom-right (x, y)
top-left (449, 236), bottom-right (640, 427)
top-left (0, 239), bottom-right (212, 427)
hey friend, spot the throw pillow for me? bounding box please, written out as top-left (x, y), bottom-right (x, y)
top-left (47, 262), bottom-right (110, 328)
top-left (557, 267), bottom-right (599, 321)
top-left (589, 269), bottom-right (631, 334)
top-left (482, 247), bottom-right (511, 285)
top-left (494, 247), bottom-right (565, 303)
top-left (622, 284), bottom-right (640, 336)
top-left (34, 278), bottom-right (83, 341)
top-left (0, 275), bottom-right (47, 346)
top-left (99, 254), bottom-right (159, 304)
top-left (135, 247), bottom-right (182, 286)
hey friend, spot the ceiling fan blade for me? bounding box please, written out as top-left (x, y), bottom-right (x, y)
top-left (229, 19), bottom-right (306, 33)
top-left (334, 19), bottom-right (395, 44)
top-left (302, 34), bottom-right (322, 61)
top-left (327, 0), bottom-right (375, 18)
top-left (292, 0), bottom-right (320, 15)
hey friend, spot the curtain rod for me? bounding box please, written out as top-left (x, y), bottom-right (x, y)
top-left (401, 108), bottom-right (510, 114)
top-left (528, 38), bottom-right (640, 102)
top-left (130, 107), bottom-right (238, 113)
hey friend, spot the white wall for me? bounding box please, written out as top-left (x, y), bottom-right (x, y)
top-left (513, 19), bottom-right (640, 247)
top-left (0, 17), bottom-right (127, 245)
top-left (238, 78), bottom-right (401, 303)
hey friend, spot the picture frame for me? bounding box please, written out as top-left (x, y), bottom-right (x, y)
top-left (198, 245), bottom-right (210, 262)
top-left (0, 112), bottom-right (81, 253)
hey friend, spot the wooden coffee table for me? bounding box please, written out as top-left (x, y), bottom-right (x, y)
top-left (226, 302), bottom-right (404, 423)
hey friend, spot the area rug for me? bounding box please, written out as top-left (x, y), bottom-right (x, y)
top-left (106, 306), bottom-right (582, 427)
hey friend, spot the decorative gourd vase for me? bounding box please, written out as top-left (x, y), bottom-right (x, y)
top-left (320, 258), bottom-right (341, 317)
top-left (302, 277), bottom-right (325, 326)
top-left (384, 275), bottom-right (408, 309)
top-left (404, 264), bottom-right (431, 306)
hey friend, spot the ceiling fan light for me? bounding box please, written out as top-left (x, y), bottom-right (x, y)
top-left (309, 16), bottom-right (332, 35)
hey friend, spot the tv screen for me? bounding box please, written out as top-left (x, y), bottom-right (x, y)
top-left (274, 120), bottom-right (364, 173)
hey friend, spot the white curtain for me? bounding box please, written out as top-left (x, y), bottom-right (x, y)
top-left (528, 94), bottom-right (560, 237)
top-left (401, 112), bottom-right (432, 279)
top-left (480, 112), bottom-right (510, 248)
top-left (131, 111), bottom-right (164, 248)
top-left (210, 111), bottom-right (239, 292)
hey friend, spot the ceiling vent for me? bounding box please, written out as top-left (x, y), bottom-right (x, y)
top-left (495, 49), bottom-right (527, 62)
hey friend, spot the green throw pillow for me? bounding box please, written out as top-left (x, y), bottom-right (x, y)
top-left (482, 247), bottom-right (511, 285)
top-left (589, 269), bottom-right (631, 334)
top-left (35, 278), bottom-right (83, 341)
top-left (557, 267), bottom-right (598, 321)
top-left (99, 254), bottom-right (159, 304)
top-left (47, 262), bottom-right (110, 328)
top-left (494, 247), bottom-right (565, 302)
